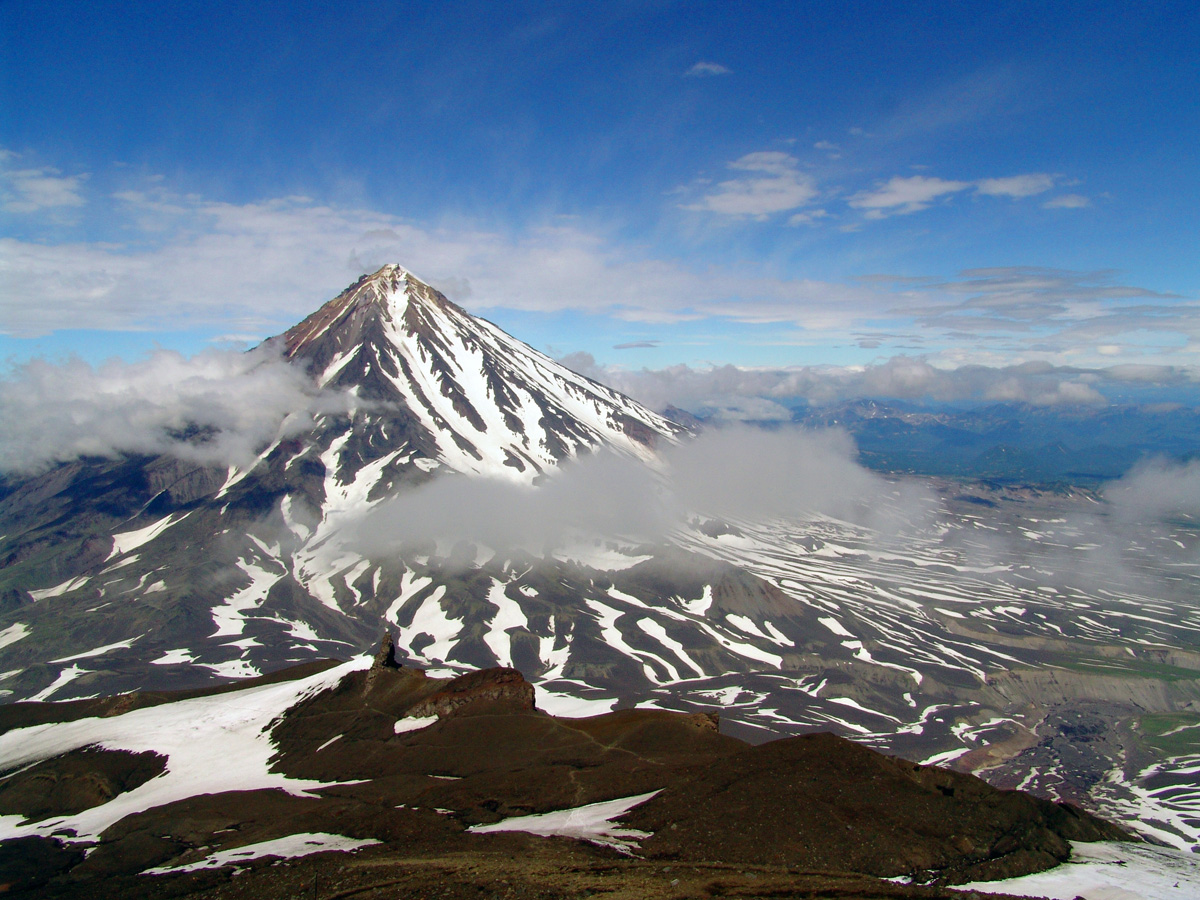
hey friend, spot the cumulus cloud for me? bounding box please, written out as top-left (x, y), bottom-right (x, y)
top-left (0, 347), bottom-right (356, 475)
top-left (683, 152), bottom-right (818, 219)
top-left (684, 61), bottom-right (730, 77)
top-left (849, 175), bottom-right (971, 217)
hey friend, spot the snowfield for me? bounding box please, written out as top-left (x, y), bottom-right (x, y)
top-left (0, 657), bottom-right (371, 843)
top-left (960, 839), bottom-right (1200, 899)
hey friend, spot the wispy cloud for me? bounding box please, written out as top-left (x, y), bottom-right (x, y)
top-left (849, 175), bottom-right (971, 217)
top-left (613, 340), bottom-right (660, 349)
top-left (1, 152), bottom-right (88, 213)
top-left (1044, 193), bottom-right (1091, 209)
top-left (848, 172), bottom-right (1059, 218)
top-left (683, 152), bottom-right (818, 219)
top-left (787, 208), bottom-right (828, 226)
top-left (684, 61), bottom-right (730, 77)
top-left (1, 168), bottom-right (1191, 369)
top-left (975, 173), bottom-right (1055, 198)
top-left (0, 182), bottom-right (878, 337)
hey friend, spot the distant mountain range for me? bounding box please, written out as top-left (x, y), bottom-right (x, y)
top-left (791, 399), bottom-right (1200, 483)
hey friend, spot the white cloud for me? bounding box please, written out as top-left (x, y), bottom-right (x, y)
top-left (684, 61), bottom-right (730, 77)
top-left (683, 152), bottom-right (818, 219)
top-left (975, 173), bottom-right (1055, 198)
top-left (908, 267), bottom-right (1188, 344)
top-left (0, 164), bottom-right (1190, 370)
top-left (849, 175), bottom-right (970, 217)
top-left (787, 209), bottom-right (828, 226)
top-left (0, 183), bottom-right (886, 338)
top-left (1105, 459), bottom-right (1200, 523)
top-left (0, 347), bottom-right (356, 474)
top-left (351, 427), bottom-right (909, 556)
top-left (850, 172), bottom-right (1063, 218)
top-left (2, 166), bottom-right (88, 213)
top-left (1044, 193), bottom-right (1091, 209)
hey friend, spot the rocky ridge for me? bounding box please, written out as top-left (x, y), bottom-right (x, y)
top-left (0, 651), bottom-right (1126, 898)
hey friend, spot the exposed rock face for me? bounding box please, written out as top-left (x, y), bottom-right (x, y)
top-left (362, 631), bottom-right (401, 695)
top-left (401, 667), bottom-right (537, 720)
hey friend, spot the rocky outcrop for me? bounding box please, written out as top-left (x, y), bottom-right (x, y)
top-left (361, 632), bottom-right (401, 696)
top-left (402, 667), bottom-right (536, 720)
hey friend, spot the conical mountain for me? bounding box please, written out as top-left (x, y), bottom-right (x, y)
top-left (272, 264), bottom-right (682, 484)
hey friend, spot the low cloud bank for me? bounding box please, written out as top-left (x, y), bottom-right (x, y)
top-left (1104, 458), bottom-right (1200, 523)
top-left (351, 427), bottom-right (933, 555)
top-left (561, 353), bottom-right (1198, 419)
top-left (0, 347), bottom-right (354, 475)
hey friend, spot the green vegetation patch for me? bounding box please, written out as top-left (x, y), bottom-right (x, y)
top-left (1138, 713), bottom-right (1200, 756)
top-left (1046, 653), bottom-right (1200, 683)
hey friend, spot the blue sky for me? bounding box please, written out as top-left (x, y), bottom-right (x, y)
top-left (2, 1), bottom-right (1198, 387)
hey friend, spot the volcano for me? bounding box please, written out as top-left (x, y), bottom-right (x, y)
top-left (5, 266), bottom-right (1200, 853)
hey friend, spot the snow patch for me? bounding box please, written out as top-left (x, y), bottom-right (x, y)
top-left (394, 716), bottom-right (439, 734)
top-left (29, 576), bottom-right (89, 601)
top-left (467, 791), bottom-right (659, 853)
top-left (142, 832), bottom-right (380, 874)
top-left (107, 513), bottom-right (189, 560)
top-left (50, 635), bottom-right (143, 664)
top-left (0, 624), bottom-right (29, 651)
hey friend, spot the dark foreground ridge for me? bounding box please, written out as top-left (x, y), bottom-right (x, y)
top-left (0, 647), bottom-right (1127, 899)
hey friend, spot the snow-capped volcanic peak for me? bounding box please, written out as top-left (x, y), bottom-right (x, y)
top-left (281, 264), bottom-right (683, 480)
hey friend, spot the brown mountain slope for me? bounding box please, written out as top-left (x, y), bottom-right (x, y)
top-left (0, 648), bottom-right (1126, 898)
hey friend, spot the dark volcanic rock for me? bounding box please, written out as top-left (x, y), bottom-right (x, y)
top-left (623, 730), bottom-right (1127, 884)
top-left (0, 746), bottom-right (166, 821)
top-left (403, 666), bottom-right (537, 719)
